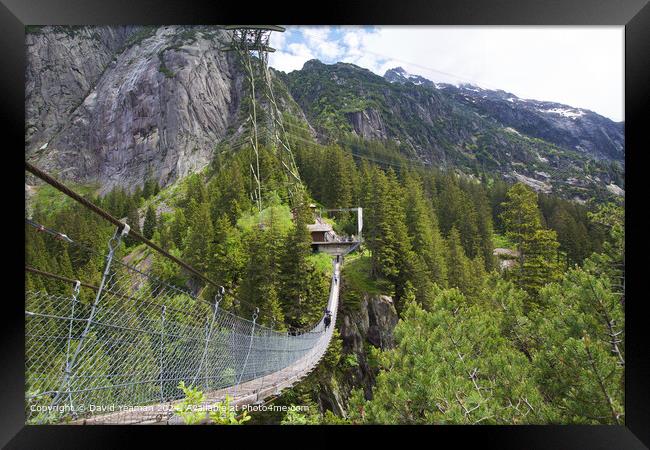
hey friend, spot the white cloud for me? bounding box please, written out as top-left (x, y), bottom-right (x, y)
top-left (270, 51), bottom-right (310, 73)
top-left (297, 26), bottom-right (343, 60)
top-left (269, 41), bottom-right (316, 73)
top-left (317, 40), bottom-right (343, 59)
top-left (342, 31), bottom-right (360, 49)
top-left (269, 29), bottom-right (287, 50)
top-left (287, 42), bottom-right (314, 59)
top-left (268, 26), bottom-right (624, 121)
top-left (301, 27), bottom-right (331, 44)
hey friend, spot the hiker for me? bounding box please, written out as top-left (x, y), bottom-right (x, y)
top-left (324, 309), bottom-right (332, 329)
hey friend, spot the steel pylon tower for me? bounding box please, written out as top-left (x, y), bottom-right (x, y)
top-left (222, 25), bottom-right (303, 211)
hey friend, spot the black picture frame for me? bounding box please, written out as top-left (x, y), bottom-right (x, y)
top-left (2, 0), bottom-right (648, 447)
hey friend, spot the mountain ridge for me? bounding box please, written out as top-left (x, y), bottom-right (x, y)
top-left (383, 66), bottom-right (624, 162)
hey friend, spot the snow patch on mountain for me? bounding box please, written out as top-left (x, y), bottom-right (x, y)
top-left (540, 107), bottom-right (585, 119)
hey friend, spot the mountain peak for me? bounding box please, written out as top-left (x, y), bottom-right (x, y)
top-left (302, 59), bottom-right (324, 70)
top-left (384, 67), bottom-right (434, 88)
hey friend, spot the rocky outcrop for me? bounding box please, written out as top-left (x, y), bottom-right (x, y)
top-left (336, 291), bottom-right (398, 399)
top-left (313, 289), bottom-right (398, 416)
top-left (493, 247), bottom-right (519, 271)
top-left (26, 26), bottom-right (244, 193)
top-left (384, 66), bottom-right (435, 88)
top-left (346, 108), bottom-right (388, 140)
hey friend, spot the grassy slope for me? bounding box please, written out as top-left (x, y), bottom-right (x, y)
top-left (29, 183), bottom-right (100, 215)
top-left (492, 232), bottom-right (515, 250)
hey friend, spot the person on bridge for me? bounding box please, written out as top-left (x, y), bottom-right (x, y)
top-left (324, 310), bottom-right (332, 329)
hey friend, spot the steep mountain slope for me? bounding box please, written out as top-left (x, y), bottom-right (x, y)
top-left (435, 83), bottom-right (624, 162)
top-left (26, 25), bottom-right (244, 192)
top-left (383, 67), bottom-right (624, 163)
top-left (283, 60), bottom-right (624, 200)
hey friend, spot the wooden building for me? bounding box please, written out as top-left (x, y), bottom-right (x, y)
top-left (308, 219), bottom-right (335, 243)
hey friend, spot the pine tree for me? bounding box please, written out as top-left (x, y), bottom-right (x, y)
top-left (125, 198), bottom-right (141, 247)
top-left (184, 173), bottom-right (207, 208)
top-left (209, 161), bottom-right (249, 225)
top-left (489, 179), bottom-right (509, 233)
top-left (445, 227), bottom-right (472, 295)
top-left (468, 183), bottom-right (496, 271)
top-left (183, 199), bottom-right (213, 276)
top-left (208, 214), bottom-right (244, 300)
top-left (532, 268), bottom-right (624, 423)
top-left (456, 195), bottom-right (481, 259)
top-left (351, 289), bottom-right (551, 424)
top-left (436, 174), bottom-right (483, 260)
top-left (239, 227), bottom-right (285, 328)
top-left (258, 282), bottom-right (286, 331)
top-left (170, 209), bottom-right (188, 250)
top-left (281, 200), bottom-right (314, 327)
top-left (132, 185), bottom-right (143, 207)
top-left (520, 229), bottom-right (562, 296)
top-left (321, 146), bottom-right (354, 208)
top-left (365, 167), bottom-right (417, 306)
top-left (500, 183), bottom-right (561, 296)
top-left (437, 173), bottom-right (464, 235)
top-left (500, 183), bottom-right (542, 263)
top-left (403, 173), bottom-right (447, 288)
top-left (549, 206), bottom-right (590, 265)
top-left (143, 205), bottom-right (157, 240)
top-left (365, 168), bottom-right (396, 279)
top-left (26, 226), bottom-right (52, 292)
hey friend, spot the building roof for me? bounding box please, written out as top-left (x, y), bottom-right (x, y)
top-left (307, 223), bottom-right (333, 232)
top-left (307, 217), bottom-right (333, 233)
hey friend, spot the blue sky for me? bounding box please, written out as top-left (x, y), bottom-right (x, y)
top-left (268, 26), bottom-right (624, 121)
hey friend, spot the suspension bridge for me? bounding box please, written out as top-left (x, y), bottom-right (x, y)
top-left (25, 162), bottom-right (359, 425)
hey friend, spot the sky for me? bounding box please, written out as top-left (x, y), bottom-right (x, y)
top-left (268, 26), bottom-right (624, 122)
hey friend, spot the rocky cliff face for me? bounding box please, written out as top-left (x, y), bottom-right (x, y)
top-left (317, 289), bottom-right (398, 413)
top-left (26, 26), bottom-right (243, 193)
top-left (345, 108), bottom-right (388, 141)
top-left (25, 26), bottom-right (137, 154)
